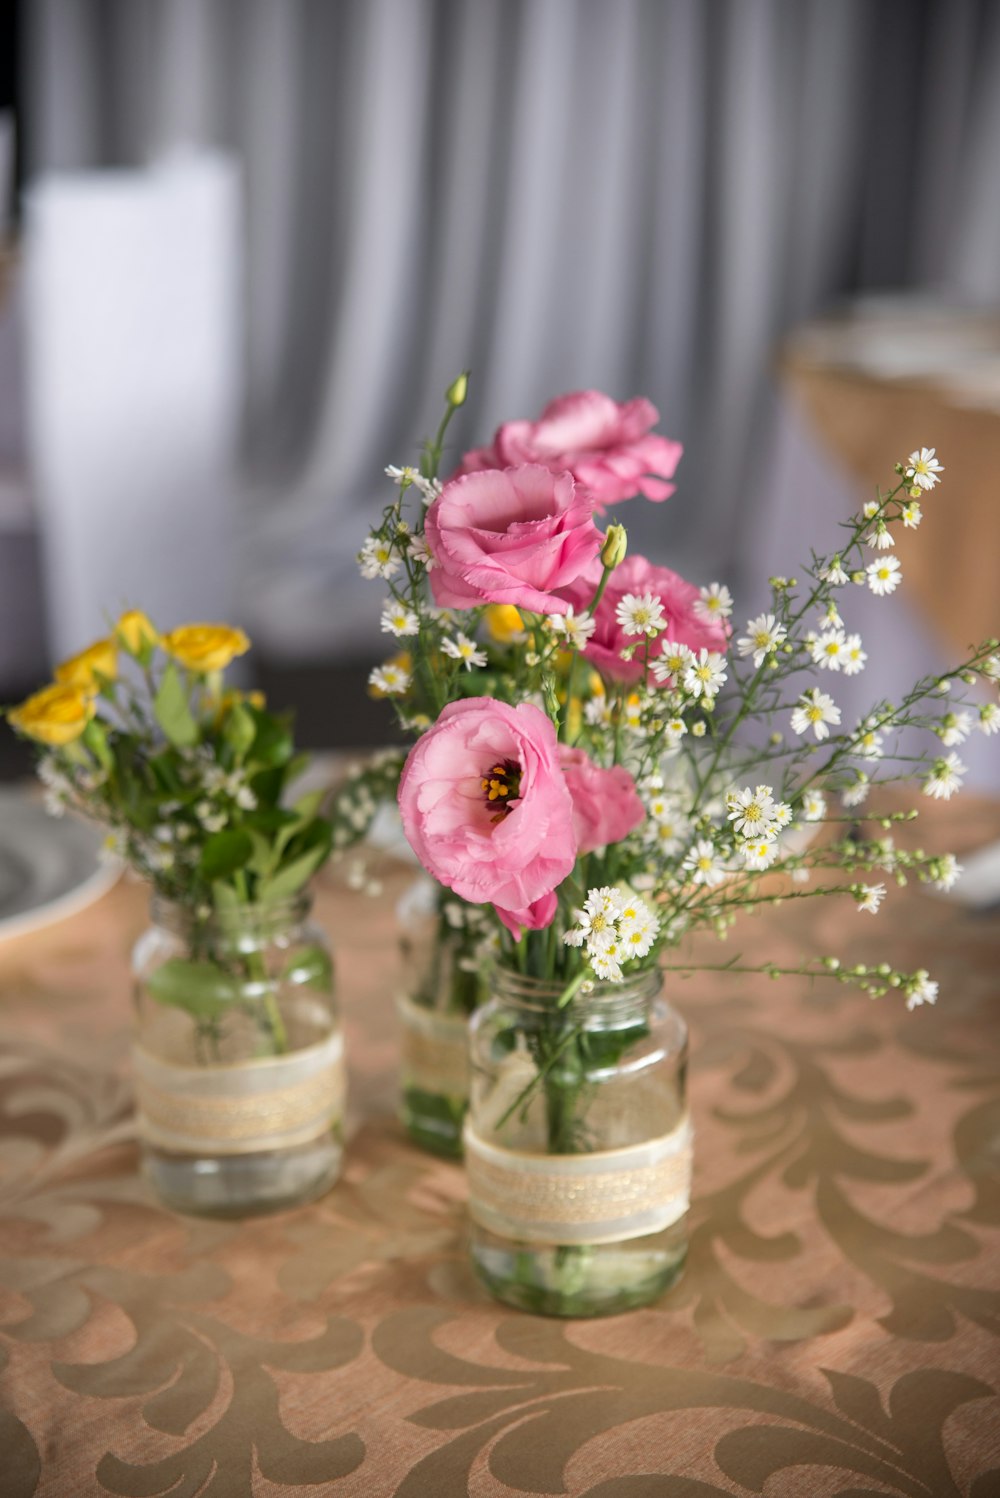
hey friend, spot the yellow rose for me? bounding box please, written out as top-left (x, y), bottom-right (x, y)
top-left (162, 623), bottom-right (251, 673)
top-left (485, 605), bottom-right (526, 644)
top-left (54, 638), bottom-right (118, 695)
top-left (116, 609), bottom-right (159, 655)
top-left (8, 683), bottom-right (95, 746)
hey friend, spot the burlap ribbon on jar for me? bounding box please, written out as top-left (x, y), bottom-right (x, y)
top-left (464, 1113), bottom-right (693, 1246)
top-left (396, 993), bottom-right (470, 1099)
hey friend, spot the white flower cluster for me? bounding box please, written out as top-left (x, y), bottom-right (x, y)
top-left (563, 886), bottom-right (660, 982)
top-left (725, 784), bottom-right (792, 870)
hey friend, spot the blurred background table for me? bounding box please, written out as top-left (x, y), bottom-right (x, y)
top-left (1, 795), bottom-right (998, 1497)
top-left (783, 301), bottom-right (1000, 657)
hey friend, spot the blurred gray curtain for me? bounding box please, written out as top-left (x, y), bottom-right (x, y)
top-left (25, 0), bottom-right (1000, 656)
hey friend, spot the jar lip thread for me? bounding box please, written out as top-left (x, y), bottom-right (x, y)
top-left (489, 963), bottom-right (662, 1011)
top-left (150, 890), bottom-right (313, 936)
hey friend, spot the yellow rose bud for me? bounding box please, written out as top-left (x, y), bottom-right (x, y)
top-left (116, 609), bottom-right (159, 656)
top-left (445, 371), bottom-right (469, 408)
top-left (485, 605), bottom-right (526, 644)
top-left (162, 623), bottom-right (251, 674)
top-left (8, 683), bottom-right (95, 745)
top-left (54, 638), bottom-right (118, 695)
top-left (600, 524), bottom-right (628, 569)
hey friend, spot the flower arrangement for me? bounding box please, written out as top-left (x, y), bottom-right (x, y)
top-left (5, 614), bottom-right (334, 1058)
top-left (361, 381), bottom-right (993, 1007)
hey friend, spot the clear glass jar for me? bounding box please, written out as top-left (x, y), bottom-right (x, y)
top-left (396, 879), bottom-right (485, 1158)
top-left (467, 966), bottom-right (690, 1317)
top-left (132, 894), bottom-right (343, 1217)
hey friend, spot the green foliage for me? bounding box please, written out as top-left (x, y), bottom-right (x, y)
top-left (145, 958), bottom-right (243, 1021)
top-left (153, 663), bottom-right (200, 748)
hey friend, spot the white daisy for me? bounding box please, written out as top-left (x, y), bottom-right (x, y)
top-left (905, 448), bottom-right (943, 491)
top-left (662, 718), bottom-right (688, 750)
top-left (900, 500), bottom-right (922, 529)
top-left (591, 947), bottom-right (624, 983)
top-left (866, 556), bottom-right (902, 596)
top-left (358, 536), bottom-right (401, 580)
top-left (905, 969), bottom-right (939, 1010)
top-left (407, 534), bottom-right (437, 569)
top-left (842, 773), bottom-right (870, 809)
top-left (442, 633), bottom-right (488, 671)
top-left (682, 649), bottom-right (728, 702)
top-left (937, 711), bottom-right (971, 747)
top-left (650, 642), bottom-right (694, 685)
top-left (981, 655), bottom-right (1000, 682)
top-left (648, 813), bottom-right (691, 857)
top-left (368, 662), bottom-right (411, 695)
top-left (380, 600), bottom-right (420, 637)
top-left (811, 629), bottom-right (848, 671)
top-left (842, 634), bottom-right (867, 676)
top-left (584, 697), bottom-right (614, 727)
top-left (821, 557), bottom-right (849, 585)
top-left (855, 718), bottom-right (884, 759)
top-left (977, 703), bottom-right (1000, 736)
top-left (549, 606), bottom-right (596, 650)
top-left (696, 582), bottom-right (734, 623)
top-left (737, 614), bottom-right (787, 669)
top-left (856, 882), bottom-right (886, 914)
top-left (931, 854), bottom-right (962, 892)
top-left (618, 896), bottom-right (659, 958)
top-left (616, 592), bottom-right (667, 637)
top-left (385, 464), bottom-right (442, 504)
top-left (922, 753), bottom-right (965, 801)
top-left (802, 788), bottom-right (827, 822)
top-left (683, 838), bottom-right (726, 886)
top-left (743, 837), bottom-right (779, 871)
top-left (865, 523), bottom-right (895, 551)
top-left (791, 689), bottom-right (841, 740)
top-left (727, 784), bottom-right (777, 839)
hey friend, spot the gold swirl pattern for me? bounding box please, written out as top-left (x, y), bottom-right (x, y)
top-left (133, 1030), bottom-right (346, 1155)
top-left (464, 1116), bottom-right (693, 1245)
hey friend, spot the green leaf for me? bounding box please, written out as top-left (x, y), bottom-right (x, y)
top-left (154, 662), bottom-right (199, 748)
top-left (146, 958), bottom-right (242, 1021)
top-left (247, 829), bottom-right (278, 878)
top-left (199, 828), bottom-right (253, 881)
top-left (256, 840), bottom-right (329, 904)
top-left (282, 943), bottom-right (333, 992)
top-left (247, 708), bottom-right (294, 770)
top-left (212, 881), bottom-right (241, 914)
top-left (223, 703), bottom-right (256, 760)
top-left (82, 718), bottom-right (113, 770)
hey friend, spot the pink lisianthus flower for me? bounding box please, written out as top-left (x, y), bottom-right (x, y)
top-left (397, 697), bottom-right (577, 915)
top-left (457, 390), bottom-right (683, 510)
top-left (494, 891), bottom-right (558, 941)
top-left (567, 554), bottom-right (730, 684)
top-left (424, 464), bottom-right (602, 614)
top-left (560, 746), bottom-right (645, 853)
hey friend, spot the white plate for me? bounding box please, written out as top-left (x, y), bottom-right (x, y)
top-left (0, 788), bottom-right (119, 941)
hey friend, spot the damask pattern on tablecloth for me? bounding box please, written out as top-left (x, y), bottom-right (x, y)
top-left (0, 819), bottom-right (998, 1497)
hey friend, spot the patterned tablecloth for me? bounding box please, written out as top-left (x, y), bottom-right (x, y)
top-left (1, 798), bottom-right (999, 1498)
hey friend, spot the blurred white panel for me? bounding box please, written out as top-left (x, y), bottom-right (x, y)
top-left (24, 151), bottom-right (242, 656)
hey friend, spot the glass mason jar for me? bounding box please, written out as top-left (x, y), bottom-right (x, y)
top-left (132, 894), bottom-right (344, 1216)
top-left (396, 879), bottom-right (485, 1157)
top-left (467, 966), bottom-right (690, 1317)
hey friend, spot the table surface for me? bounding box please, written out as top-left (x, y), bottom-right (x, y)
top-left (1, 798), bottom-right (999, 1498)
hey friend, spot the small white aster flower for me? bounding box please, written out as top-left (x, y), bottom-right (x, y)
top-left (616, 592), bottom-right (667, 637)
top-left (922, 753), bottom-right (965, 801)
top-left (862, 500), bottom-right (880, 521)
top-left (683, 838), bottom-right (726, 886)
top-left (981, 655), bottom-right (1000, 682)
top-left (936, 711), bottom-right (971, 747)
top-left (791, 688), bottom-right (841, 740)
top-left (691, 721), bottom-right (707, 737)
top-left (406, 534), bottom-right (437, 570)
top-left (648, 814), bottom-right (691, 856)
top-left (726, 784), bottom-right (777, 839)
top-left (864, 522), bottom-right (895, 551)
top-left (906, 969), bottom-right (939, 1010)
top-left (856, 882), bottom-right (886, 914)
top-left (842, 773), bottom-right (870, 809)
top-left (385, 464), bottom-right (442, 504)
top-left (696, 582), bottom-right (734, 622)
top-left (358, 535), bottom-right (401, 580)
top-left (549, 605), bottom-right (596, 650)
top-left (905, 447), bottom-right (943, 491)
top-left (662, 718), bottom-right (688, 750)
top-left (743, 837), bottom-right (779, 871)
top-left (977, 702), bottom-right (1000, 736)
top-left (737, 613), bottom-right (787, 669)
top-left (842, 634), bottom-right (867, 676)
top-left (591, 948), bottom-right (624, 983)
top-left (682, 649), bottom-right (728, 701)
top-left (866, 556), bottom-right (902, 596)
top-left (234, 785), bottom-right (258, 811)
top-left (802, 789), bottom-right (826, 822)
top-left (811, 629), bottom-right (848, 671)
top-left (380, 599), bottom-right (420, 637)
top-left (442, 633), bottom-right (488, 671)
top-left (931, 854), bottom-right (962, 892)
top-left (821, 556), bottom-right (849, 585)
top-left (900, 500), bottom-right (922, 529)
top-left (368, 662), bottom-right (411, 695)
top-left (618, 895), bottom-right (659, 956)
top-left (855, 718), bottom-right (884, 759)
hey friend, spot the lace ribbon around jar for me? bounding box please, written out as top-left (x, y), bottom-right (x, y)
top-left (464, 1114), bottom-right (693, 1246)
top-left (397, 994), bottom-right (470, 1098)
top-left (133, 1031), bottom-right (346, 1156)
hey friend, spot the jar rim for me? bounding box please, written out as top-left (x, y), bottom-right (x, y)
top-left (489, 963), bottom-right (662, 1011)
top-left (150, 890), bottom-right (313, 934)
